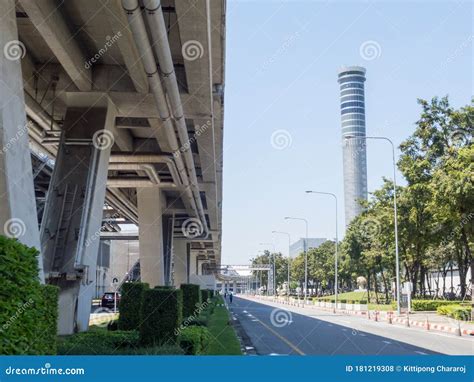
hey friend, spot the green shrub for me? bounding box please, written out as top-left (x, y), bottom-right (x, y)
top-left (201, 289), bottom-right (210, 304)
top-left (359, 300), bottom-right (368, 305)
top-left (178, 325), bottom-right (211, 355)
top-left (437, 304), bottom-right (470, 320)
top-left (412, 299), bottom-right (462, 311)
top-left (140, 288), bottom-right (183, 346)
top-left (35, 284), bottom-right (59, 354)
top-left (340, 299), bottom-right (347, 303)
top-left (58, 328), bottom-right (140, 355)
top-left (118, 282), bottom-right (149, 331)
top-left (0, 236), bottom-right (59, 355)
top-left (180, 284), bottom-right (201, 319)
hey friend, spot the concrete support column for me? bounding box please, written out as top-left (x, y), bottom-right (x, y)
top-left (0, 0), bottom-right (43, 281)
top-left (137, 187), bottom-right (165, 287)
top-left (40, 98), bottom-right (116, 334)
top-left (173, 239), bottom-right (188, 286)
top-left (189, 251), bottom-right (197, 276)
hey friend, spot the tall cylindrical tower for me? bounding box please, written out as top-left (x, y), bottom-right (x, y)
top-left (338, 66), bottom-right (368, 226)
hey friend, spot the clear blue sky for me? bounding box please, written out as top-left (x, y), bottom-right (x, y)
top-left (221, 0), bottom-right (472, 265)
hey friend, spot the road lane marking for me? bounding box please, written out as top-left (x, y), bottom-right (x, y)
top-left (415, 351), bottom-right (427, 355)
top-left (382, 341), bottom-right (392, 344)
top-left (252, 316), bottom-right (305, 355)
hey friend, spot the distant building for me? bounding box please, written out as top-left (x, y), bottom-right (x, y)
top-left (338, 66), bottom-right (368, 226)
top-left (289, 238), bottom-right (327, 257)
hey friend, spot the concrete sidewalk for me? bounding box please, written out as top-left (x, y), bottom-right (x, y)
top-left (249, 295), bottom-right (474, 337)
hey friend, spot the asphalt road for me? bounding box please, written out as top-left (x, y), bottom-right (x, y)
top-left (228, 296), bottom-right (474, 355)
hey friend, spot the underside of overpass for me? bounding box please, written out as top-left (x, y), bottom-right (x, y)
top-left (0, 0), bottom-right (225, 334)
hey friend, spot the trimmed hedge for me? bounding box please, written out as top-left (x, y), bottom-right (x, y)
top-left (36, 284), bottom-right (59, 354)
top-left (181, 284), bottom-right (201, 319)
top-left (58, 328), bottom-right (140, 355)
top-left (201, 289), bottom-right (210, 304)
top-left (437, 304), bottom-right (470, 320)
top-left (178, 325), bottom-right (211, 355)
top-left (412, 299), bottom-right (463, 311)
top-left (118, 282), bottom-right (149, 330)
top-left (0, 235), bottom-right (58, 355)
top-left (140, 288), bottom-right (183, 346)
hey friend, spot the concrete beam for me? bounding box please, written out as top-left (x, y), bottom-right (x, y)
top-left (105, 0), bottom-right (148, 94)
top-left (19, 0), bottom-right (92, 91)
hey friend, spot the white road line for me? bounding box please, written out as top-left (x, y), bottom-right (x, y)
top-left (415, 351), bottom-right (427, 355)
top-left (382, 340), bottom-right (392, 344)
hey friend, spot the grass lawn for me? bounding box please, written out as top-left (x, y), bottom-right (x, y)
top-left (204, 297), bottom-right (242, 355)
top-left (317, 291), bottom-right (388, 302)
top-left (368, 303), bottom-right (393, 311)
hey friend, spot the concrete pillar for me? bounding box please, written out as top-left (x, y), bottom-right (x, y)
top-left (173, 239), bottom-right (188, 286)
top-left (40, 98), bottom-right (116, 334)
top-left (0, 0), bottom-right (44, 281)
top-left (189, 251), bottom-right (197, 276)
top-left (137, 187), bottom-right (165, 287)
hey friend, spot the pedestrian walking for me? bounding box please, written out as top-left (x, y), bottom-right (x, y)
top-left (229, 292), bottom-right (233, 304)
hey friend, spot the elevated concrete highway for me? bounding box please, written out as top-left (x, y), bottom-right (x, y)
top-left (0, 0), bottom-right (225, 334)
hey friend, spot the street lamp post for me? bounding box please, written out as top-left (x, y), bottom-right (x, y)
top-left (345, 135), bottom-right (401, 315)
top-left (305, 191), bottom-right (338, 312)
top-left (284, 217), bottom-right (309, 303)
top-left (259, 242), bottom-right (276, 295)
top-left (272, 231), bottom-right (291, 299)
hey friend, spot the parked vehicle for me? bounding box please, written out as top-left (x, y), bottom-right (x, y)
top-left (101, 292), bottom-right (120, 309)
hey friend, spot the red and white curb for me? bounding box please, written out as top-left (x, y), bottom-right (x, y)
top-left (246, 295), bottom-right (474, 337)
